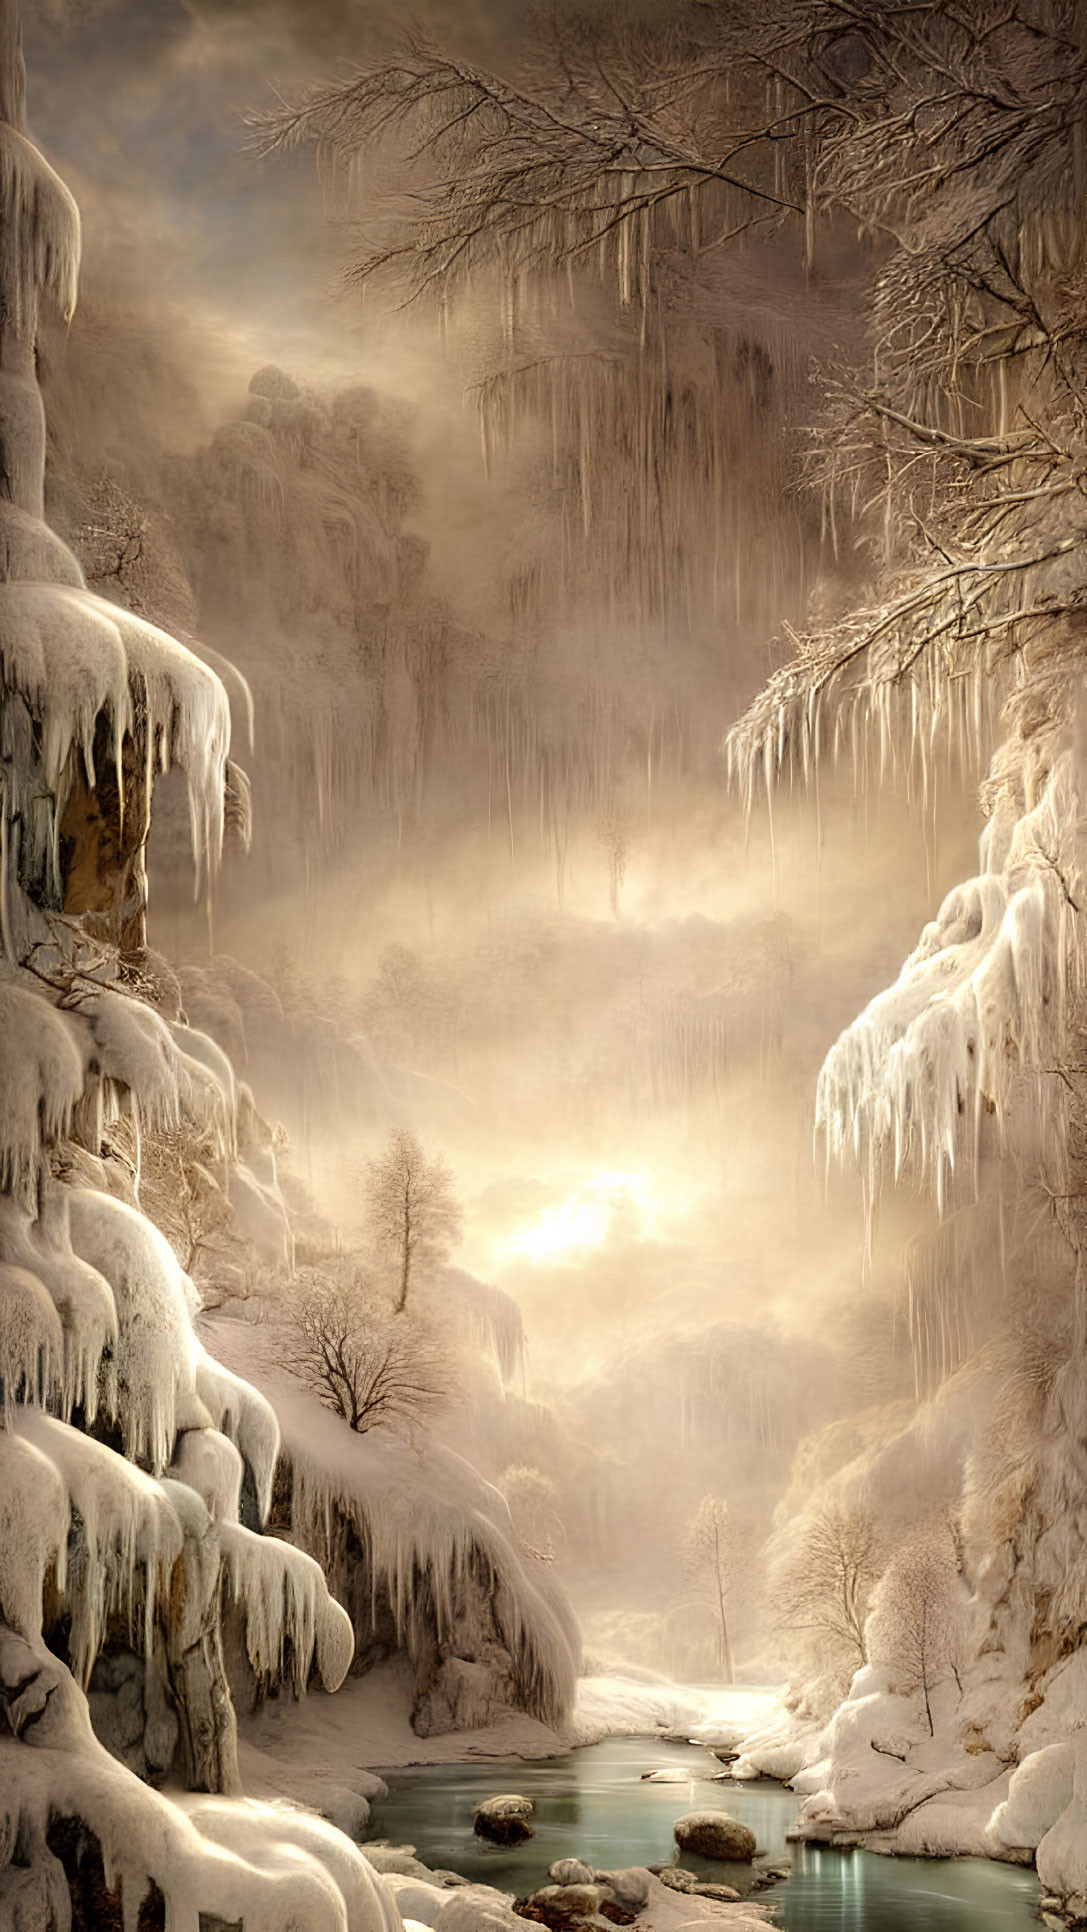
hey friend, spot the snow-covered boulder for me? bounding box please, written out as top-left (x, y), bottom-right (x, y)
top-left (1036, 1736), bottom-right (1087, 1919)
top-left (550, 1859), bottom-right (595, 1886)
top-left (672, 1811), bottom-right (757, 1859)
top-left (987, 1744), bottom-right (1074, 1853)
top-left (521, 1881), bottom-right (605, 1925)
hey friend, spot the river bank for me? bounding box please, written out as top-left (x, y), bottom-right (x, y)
top-left (239, 1673), bottom-right (1044, 1930)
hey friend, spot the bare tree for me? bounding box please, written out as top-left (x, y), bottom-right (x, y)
top-left (286, 1268), bottom-right (450, 1436)
top-left (866, 1520), bottom-right (970, 1737)
top-left (772, 1500), bottom-right (880, 1674)
top-left (683, 1494), bottom-right (736, 1684)
top-left (363, 1127), bottom-right (462, 1313)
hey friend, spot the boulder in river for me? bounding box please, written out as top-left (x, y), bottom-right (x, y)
top-left (672, 1811), bottom-right (757, 1860)
top-left (641, 1769), bottom-right (687, 1783)
top-left (475, 1794), bottom-right (537, 1845)
top-left (658, 1867), bottom-right (742, 1903)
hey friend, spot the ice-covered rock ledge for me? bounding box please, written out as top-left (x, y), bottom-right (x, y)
top-left (697, 1660), bottom-right (1087, 1927)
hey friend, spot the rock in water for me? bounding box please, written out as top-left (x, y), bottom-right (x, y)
top-left (641, 1769), bottom-right (687, 1783)
top-left (672, 1811), bottom-right (757, 1860)
top-left (475, 1795), bottom-right (537, 1845)
top-left (658, 1869), bottom-right (699, 1893)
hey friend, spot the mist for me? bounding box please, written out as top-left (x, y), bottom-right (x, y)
top-left (4, 2), bottom-right (1086, 1926)
top-left (22, 0), bottom-right (994, 1678)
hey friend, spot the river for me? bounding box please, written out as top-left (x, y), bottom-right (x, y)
top-left (366, 1733), bottom-right (1041, 1929)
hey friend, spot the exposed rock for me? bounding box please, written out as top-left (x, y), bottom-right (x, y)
top-left (362, 1843), bottom-right (432, 1879)
top-left (752, 1862), bottom-right (791, 1886)
top-left (414, 1652), bottom-right (518, 1738)
top-left (658, 1868), bottom-right (699, 1893)
top-left (641, 1768), bottom-right (687, 1783)
top-left (475, 1794), bottom-right (537, 1845)
top-left (315, 1784), bottom-right (371, 1840)
top-left (673, 1811), bottom-right (757, 1861)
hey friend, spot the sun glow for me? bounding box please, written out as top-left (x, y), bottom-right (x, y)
top-left (508, 1170), bottom-right (656, 1263)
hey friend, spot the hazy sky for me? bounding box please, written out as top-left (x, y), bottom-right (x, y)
top-left (21, 0), bottom-right (534, 367)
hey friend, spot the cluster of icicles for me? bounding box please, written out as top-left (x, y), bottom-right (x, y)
top-left (814, 750), bottom-right (1077, 1219)
top-left (0, 959), bottom-right (415, 1931)
top-left (726, 607), bottom-right (1080, 1226)
top-left (0, 45), bottom-right (409, 1925)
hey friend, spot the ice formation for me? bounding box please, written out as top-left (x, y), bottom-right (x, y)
top-left (274, 1384), bottom-right (580, 1730)
top-left (814, 753), bottom-right (1077, 1216)
top-left (0, 10), bottom-right (587, 1922)
top-left (0, 9), bottom-right (409, 1923)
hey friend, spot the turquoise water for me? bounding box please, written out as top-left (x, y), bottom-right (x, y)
top-left (367, 1735), bottom-right (1041, 1929)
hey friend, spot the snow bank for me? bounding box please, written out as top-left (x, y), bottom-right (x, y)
top-left (571, 1674), bottom-right (777, 1749)
top-left (988, 1744), bottom-right (1074, 1853)
top-left (1037, 1736), bottom-right (1087, 1918)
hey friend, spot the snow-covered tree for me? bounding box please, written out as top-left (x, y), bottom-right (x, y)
top-left (866, 1520), bottom-right (970, 1736)
top-left (683, 1493), bottom-right (736, 1684)
top-left (772, 1500), bottom-right (881, 1677)
top-left (501, 1462), bottom-right (564, 1562)
top-left (363, 1126), bottom-right (462, 1313)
